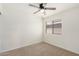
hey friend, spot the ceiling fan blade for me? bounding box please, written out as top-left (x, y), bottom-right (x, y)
top-left (33, 9), bottom-right (41, 14)
top-left (45, 7), bottom-right (56, 10)
top-left (29, 4), bottom-right (39, 8)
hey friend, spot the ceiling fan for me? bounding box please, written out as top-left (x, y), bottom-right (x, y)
top-left (29, 3), bottom-right (56, 15)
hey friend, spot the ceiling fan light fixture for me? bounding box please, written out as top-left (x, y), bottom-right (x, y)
top-left (40, 9), bottom-right (44, 13)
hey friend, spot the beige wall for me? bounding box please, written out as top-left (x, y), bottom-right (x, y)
top-left (0, 3), bottom-right (43, 52)
top-left (0, 4), bottom-right (3, 51)
top-left (43, 6), bottom-right (79, 54)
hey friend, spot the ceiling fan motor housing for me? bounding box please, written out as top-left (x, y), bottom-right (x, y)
top-left (40, 3), bottom-right (45, 9)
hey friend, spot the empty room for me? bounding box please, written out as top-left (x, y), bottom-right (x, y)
top-left (0, 3), bottom-right (79, 56)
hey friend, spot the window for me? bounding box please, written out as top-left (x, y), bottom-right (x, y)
top-left (46, 21), bottom-right (52, 34)
top-left (46, 19), bottom-right (62, 35)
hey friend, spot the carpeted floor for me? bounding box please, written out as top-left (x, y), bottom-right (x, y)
top-left (0, 42), bottom-right (79, 56)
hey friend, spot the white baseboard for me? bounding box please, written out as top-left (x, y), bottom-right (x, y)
top-left (44, 40), bottom-right (79, 55)
top-left (0, 39), bottom-right (42, 53)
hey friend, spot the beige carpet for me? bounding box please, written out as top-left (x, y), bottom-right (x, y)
top-left (0, 42), bottom-right (79, 56)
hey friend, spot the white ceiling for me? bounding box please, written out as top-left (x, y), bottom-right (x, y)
top-left (27, 3), bottom-right (79, 17)
top-left (2, 3), bottom-right (79, 18)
